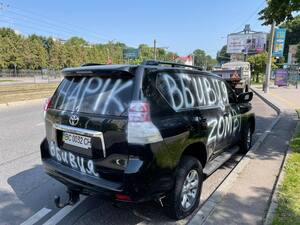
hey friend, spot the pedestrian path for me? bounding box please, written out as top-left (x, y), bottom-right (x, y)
top-left (252, 85), bottom-right (300, 110)
top-left (189, 86), bottom-right (299, 225)
top-left (203, 112), bottom-right (297, 225)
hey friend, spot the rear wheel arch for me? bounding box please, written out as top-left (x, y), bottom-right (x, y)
top-left (181, 142), bottom-right (208, 168)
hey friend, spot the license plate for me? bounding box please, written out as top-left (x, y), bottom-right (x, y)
top-left (62, 132), bottom-right (91, 149)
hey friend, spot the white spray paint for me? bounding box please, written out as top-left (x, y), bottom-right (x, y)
top-left (54, 77), bottom-right (133, 115)
top-left (49, 141), bottom-right (99, 177)
top-left (158, 73), bottom-right (229, 111)
top-left (157, 73), bottom-right (240, 151)
top-left (207, 108), bottom-right (241, 147)
top-left (162, 74), bottom-right (184, 111)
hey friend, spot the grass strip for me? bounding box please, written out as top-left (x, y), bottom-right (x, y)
top-left (272, 111), bottom-right (300, 225)
top-left (0, 83), bottom-right (59, 104)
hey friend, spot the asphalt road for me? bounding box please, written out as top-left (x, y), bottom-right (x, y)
top-left (0, 95), bottom-right (277, 225)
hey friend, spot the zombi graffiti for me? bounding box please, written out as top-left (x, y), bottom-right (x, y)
top-left (53, 77), bottom-right (133, 115)
top-left (157, 72), bottom-right (241, 149)
top-left (207, 108), bottom-right (240, 146)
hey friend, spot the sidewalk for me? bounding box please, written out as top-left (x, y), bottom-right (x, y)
top-left (190, 86), bottom-right (298, 225)
top-left (252, 85), bottom-right (300, 111)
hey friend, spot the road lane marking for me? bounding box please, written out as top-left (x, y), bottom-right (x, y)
top-left (43, 195), bottom-right (87, 225)
top-left (20, 207), bottom-right (52, 225)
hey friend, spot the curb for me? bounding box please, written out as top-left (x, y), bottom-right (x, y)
top-left (188, 88), bottom-right (281, 225)
top-left (263, 113), bottom-right (299, 225)
top-left (263, 147), bottom-right (291, 225)
top-left (0, 98), bottom-right (45, 109)
top-left (250, 87), bottom-right (281, 114)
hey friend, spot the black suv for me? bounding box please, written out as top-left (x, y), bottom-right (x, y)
top-left (40, 61), bottom-right (255, 219)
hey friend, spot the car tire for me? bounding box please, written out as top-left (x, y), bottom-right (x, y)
top-left (239, 123), bottom-right (252, 153)
top-left (164, 156), bottom-right (203, 220)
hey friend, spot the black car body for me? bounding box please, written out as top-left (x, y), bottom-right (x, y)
top-left (40, 61), bottom-right (255, 219)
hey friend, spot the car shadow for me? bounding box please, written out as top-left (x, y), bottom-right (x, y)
top-left (0, 165), bottom-right (66, 225)
top-left (2, 112), bottom-right (286, 225)
top-left (73, 113), bottom-right (282, 225)
top-left (202, 186), bottom-right (274, 224)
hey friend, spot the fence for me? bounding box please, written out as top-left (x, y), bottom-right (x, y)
top-left (287, 64), bottom-right (299, 88)
top-left (0, 69), bottom-right (63, 84)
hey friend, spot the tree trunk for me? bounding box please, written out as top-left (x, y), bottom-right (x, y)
top-left (256, 73), bottom-right (260, 83)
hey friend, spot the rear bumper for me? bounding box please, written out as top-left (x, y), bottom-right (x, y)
top-left (40, 138), bottom-right (174, 202)
top-left (43, 159), bottom-right (123, 193)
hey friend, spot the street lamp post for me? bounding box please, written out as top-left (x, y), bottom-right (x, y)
top-left (264, 21), bottom-right (276, 93)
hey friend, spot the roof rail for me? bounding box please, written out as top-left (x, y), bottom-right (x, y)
top-left (142, 60), bottom-right (203, 71)
top-left (81, 63), bottom-right (104, 67)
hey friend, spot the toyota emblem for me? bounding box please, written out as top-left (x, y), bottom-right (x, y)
top-left (69, 114), bottom-right (79, 126)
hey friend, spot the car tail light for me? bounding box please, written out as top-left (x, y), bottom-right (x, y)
top-left (127, 101), bottom-right (163, 144)
top-left (115, 193), bottom-right (132, 202)
top-left (43, 97), bottom-right (52, 112)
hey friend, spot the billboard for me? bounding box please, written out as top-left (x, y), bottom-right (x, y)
top-left (227, 32), bottom-right (267, 54)
top-left (274, 69), bottom-right (288, 86)
top-left (273, 28), bottom-right (286, 57)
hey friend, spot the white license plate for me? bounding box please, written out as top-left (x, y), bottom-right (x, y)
top-left (62, 132), bottom-right (91, 149)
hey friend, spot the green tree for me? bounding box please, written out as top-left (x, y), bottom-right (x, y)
top-left (193, 49), bottom-right (206, 67)
top-left (25, 35), bottom-right (48, 69)
top-left (248, 52), bottom-right (277, 83)
top-left (259, 0), bottom-right (300, 25)
top-left (0, 28), bottom-right (179, 70)
top-left (64, 37), bottom-right (88, 67)
top-left (0, 28), bottom-right (28, 69)
top-left (216, 45), bottom-right (230, 64)
top-left (192, 49), bottom-right (216, 69)
top-left (205, 55), bottom-right (218, 70)
top-left (45, 38), bottom-right (67, 69)
top-left (296, 43), bottom-right (300, 63)
top-left (281, 15), bottom-right (300, 60)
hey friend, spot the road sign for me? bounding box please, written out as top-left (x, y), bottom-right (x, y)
top-left (273, 28), bottom-right (286, 57)
top-left (123, 48), bottom-right (140, 60)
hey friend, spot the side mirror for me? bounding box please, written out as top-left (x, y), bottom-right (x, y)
top-left (237, 92), bottom-right (253, 103)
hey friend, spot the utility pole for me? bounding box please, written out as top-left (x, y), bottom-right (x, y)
top-left (243, 24), bottom-right (251, 62)
top-left (264, 21), bottom-right (276, 93)
top-left (154, 39), bottom-right (157, 60)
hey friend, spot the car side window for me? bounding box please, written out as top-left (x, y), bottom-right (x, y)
top-left (156, 71), bottom-right (229, 111)
top-left (156, 71), bottom-right (196, 111)
top-left (226, 83), bottom-right (237, 103)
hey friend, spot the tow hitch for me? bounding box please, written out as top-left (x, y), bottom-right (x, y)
top-left (54, 189), bottom-right (80, 208)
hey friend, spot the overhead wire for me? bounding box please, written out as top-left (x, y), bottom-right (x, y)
top-left (0, 3), bottom-right (138, 46)
top-left (231, 0), bottom-right (266, 33)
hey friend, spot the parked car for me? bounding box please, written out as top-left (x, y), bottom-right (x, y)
top-left (40, 61), bottom-right (255, 219)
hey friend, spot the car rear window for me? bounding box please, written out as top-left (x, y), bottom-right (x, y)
top-left (51, 76), bottom-right (134, 116)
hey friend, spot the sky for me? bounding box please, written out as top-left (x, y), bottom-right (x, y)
top-left (0, 0), bottom-right (271, 57)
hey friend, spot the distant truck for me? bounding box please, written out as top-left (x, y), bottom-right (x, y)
top-left (212, 61), bottom-right (251, 94)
